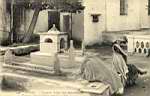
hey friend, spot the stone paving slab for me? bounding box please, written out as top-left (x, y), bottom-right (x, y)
top-left (1, 73), bottom-right (110, 96)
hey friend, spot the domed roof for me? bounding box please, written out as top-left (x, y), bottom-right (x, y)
top-left (48, 24), bottom-right (60, 33)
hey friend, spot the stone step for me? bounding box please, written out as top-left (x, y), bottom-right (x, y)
top-left (12, 62), bottom-right (53, 71)
top-left (2, 72), bottom-right (110, 96)
top-left (3, 63), bottom-right (54, 75)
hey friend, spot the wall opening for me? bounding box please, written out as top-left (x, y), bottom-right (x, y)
top-left (45, 38), bottom-right (53, 43)
top-left (120, 0), bottom-right (128, 15)
top-left (60, 38), bottom-right (65, 49)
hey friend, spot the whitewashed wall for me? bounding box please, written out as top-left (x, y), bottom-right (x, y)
top-left (36, 10), bottom-right (49, 32)
top-left (72, 12), bottom-right (84, 41)
top-left (24, 0), bottom-right (150, 45)
top-left (106, 0), bottom-right (141, 31)
top-left (140, 0), bottom-right (150, 28)
top-left (25, 10), bottom-right (48, 33)
top-left (83, 0), bottom-right (106, 45)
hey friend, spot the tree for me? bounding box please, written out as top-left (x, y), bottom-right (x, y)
top-left (22, 0), bottom-right (84, 43)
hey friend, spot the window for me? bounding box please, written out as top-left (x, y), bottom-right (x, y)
top-left (91, 14), bottom-right (100, 23)
top-left (120, 0), bottom-right (128, 15)
top-left (148, 0), bottom-right (150, 15)
top-left (45, 38), bottom-right (53, 43)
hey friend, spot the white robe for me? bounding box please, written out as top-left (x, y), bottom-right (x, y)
top-left (80, 56), bottom-right (123, 94)
top-left (112, 44), bottom-right (129, 86)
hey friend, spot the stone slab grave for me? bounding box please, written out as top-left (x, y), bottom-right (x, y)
top-left (3, 49), bottom-right (13, 64)
top-left (31, 24), bottom-right (68, 66)
top-left (1, 73), bottom-right (110, 96)
top-left (126, 35), bottom-right (150, 56)
top-left (31, 24), bottom-right (85, 68)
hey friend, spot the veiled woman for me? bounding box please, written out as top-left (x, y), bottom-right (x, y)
top-left (80, 55), bottom-right (124, 95)
top-left (112, 40), bottom-right (147, 86)
top-left (112, 40), bottom-right (128, 86)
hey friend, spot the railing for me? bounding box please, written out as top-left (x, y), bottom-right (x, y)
top-left (126, 35), bottom-right (150, 55)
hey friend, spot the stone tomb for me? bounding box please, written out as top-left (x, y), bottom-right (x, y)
top-left (31, 24), bottom-right (68, 66)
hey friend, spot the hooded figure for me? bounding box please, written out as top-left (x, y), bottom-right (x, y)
top-left (112, 41), bottom-right (129, 86)
top-left (80, 55), bottom-right (124, 95)
top-left (112, 39), bottom-right (147, 86)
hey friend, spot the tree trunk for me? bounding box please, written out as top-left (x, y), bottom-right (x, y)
top-left (7, 0), bottom-right (14, 44)
top-left (22, 8), bottom-right (40, 43)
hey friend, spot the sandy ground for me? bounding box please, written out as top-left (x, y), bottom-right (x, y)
top-left (1, 46), bottom-right (150, 96)
top-left (88, 46), bottom-right (150, 96)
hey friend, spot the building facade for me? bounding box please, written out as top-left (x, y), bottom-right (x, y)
top-left (72, 0), bottom-right (150, 45)
top-left (1, 0), bottom-right (150, 46)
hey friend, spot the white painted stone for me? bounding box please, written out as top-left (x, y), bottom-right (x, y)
top-left (69, 40), bottom-right (75, 65)
top-left (53, 53), bottom-right (61, 75)
top-left (72, 0), bottom-right (150, 45)
top-left (126, 35), bottom-right (150, 55)
top-left (4, 49), bottom-right (13, 64)
top-left (31, 24), bottom-right (68, 66)
top-left (39, 24), bottom-right (68, 54)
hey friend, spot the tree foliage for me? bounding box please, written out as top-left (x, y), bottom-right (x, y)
top-left (16, 0), bottom-right (84, 43)
top-left (24, 0), bottom-right (84, 12)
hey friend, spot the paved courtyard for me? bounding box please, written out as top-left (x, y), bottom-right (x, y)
top-left (1, 46), bottom-right (150, 96)
top-left (88, 46), bottom-right (150, 96)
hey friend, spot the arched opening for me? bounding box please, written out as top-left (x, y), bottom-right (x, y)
top-left (139, 48), bottom-right (142, 53)
top-left (45, 38), bottom-right (53, 43)
top-left (60, 38), bottom-right (65, 49)
top-left (136, 41), bottom-right (140, 48)
top-left (141, 41), bottom-right (144, 48)
top-left (144, 49), bottom-right (147, 54)
top-left (135, 48), bottom-right (137, 52)
top-left (146, 42), bottom-right (149, 48)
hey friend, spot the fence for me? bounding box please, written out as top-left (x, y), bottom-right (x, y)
top-left (126, 35), bottom-right (150, 55)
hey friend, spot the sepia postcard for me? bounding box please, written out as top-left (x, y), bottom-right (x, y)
top-left (0, 0), bottom-right (149, 96)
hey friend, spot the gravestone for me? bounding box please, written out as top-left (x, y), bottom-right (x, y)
top-left (69, 40), bottom-right (75, 65)
top-left (4, 49), bottom-right (13, 64)
top-left (81, 41), bottom-right (86, 56)
top-left (53, 53), bottom-right (61, 75)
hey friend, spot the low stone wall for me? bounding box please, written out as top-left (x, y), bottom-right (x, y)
top-left (0, 44), bottom-right (39, 56)
top-left (126, 35), bottom-right (150, 55)
top-left (102, 29), bottom-right (150, 44)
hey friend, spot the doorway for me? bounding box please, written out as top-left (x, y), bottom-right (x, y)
top-left (48, 11), bottom-right (60, 30)
top-left (63, 15), bottom-right (70, 32)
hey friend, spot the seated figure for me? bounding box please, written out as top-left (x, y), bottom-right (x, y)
top-left (80, 55), bottom-right (124, 95)
top-left (112, 39), bottom-right (147, 87)
top-left (79, 39), bottom-right (147, 95)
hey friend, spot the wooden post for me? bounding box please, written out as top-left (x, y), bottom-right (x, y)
top-left (70, 12), bottom-right (73, 40)
top-left (81, 40), bottom-right (85, 56)
top-left (10, 0), bottom-right (14, 44)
